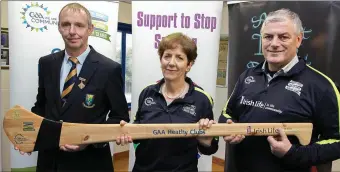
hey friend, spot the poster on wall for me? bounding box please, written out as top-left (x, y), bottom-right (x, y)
top-left (1, 29), bottom-right (9, 48)
top-left (217, 35), bottom-right (228, 87)
top-left (226, 1), bottom-right (340, 171)
top-left (227, 1), bottom-right (340, 95)
top-left (1, 28), bottom-right (9, 65)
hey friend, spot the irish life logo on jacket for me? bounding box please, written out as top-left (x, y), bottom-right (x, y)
top-left (240, 96), bottom-right (282, 114)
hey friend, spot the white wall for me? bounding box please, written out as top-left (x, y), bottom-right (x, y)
top-left (0, 70), bottom-right (10, 172)
top-left (213, 2), bottom-right (229, 160)
top-left (1, 2), bottom-right (9, 171)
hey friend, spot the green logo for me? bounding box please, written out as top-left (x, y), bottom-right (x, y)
top-left (83, 94), bottom-right (95, 108)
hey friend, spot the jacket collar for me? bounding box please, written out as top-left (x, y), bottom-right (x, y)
top-left (254, 57), bottom-right (306, 77)
top-left (152, 77), bottom-right (196, 92)
top-left (150, 77), bottom-right (198, 103)
top-left (261, 55), bottom-right (299, 74)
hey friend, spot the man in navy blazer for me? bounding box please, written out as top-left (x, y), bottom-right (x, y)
top-left (28, 3), bottom-right (130, 171)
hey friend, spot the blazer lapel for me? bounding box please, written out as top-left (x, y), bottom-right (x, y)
top-left (52, 51), bottom-right (65, 113)
top-left (61, 49), bottom-right (99, 115)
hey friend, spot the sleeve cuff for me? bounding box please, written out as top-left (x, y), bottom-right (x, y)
top-left (197, 137), bottom-right (219, 155)
top-left (281, 144), bottom-right (298, 166)
top-left (284, 144), bottom-right (296, 157)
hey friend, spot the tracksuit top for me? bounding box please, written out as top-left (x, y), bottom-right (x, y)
top-left (132, 77), bottom-right (219, 172)
top-left (219, 57), bottom-right (340, 172)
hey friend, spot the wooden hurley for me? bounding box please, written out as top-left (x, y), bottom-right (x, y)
top-left (3, 105), bottom-right (313, 153)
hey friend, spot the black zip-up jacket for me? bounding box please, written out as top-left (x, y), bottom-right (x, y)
top-left (219, 58), bottom-right (340, 172)
top-left (132, 77), bottom-right (219, 172)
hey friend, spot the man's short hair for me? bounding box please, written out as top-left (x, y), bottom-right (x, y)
top-left (58, 3), bottom-right (92, 27)
top-left (260, 8), bottom-right (304, 37)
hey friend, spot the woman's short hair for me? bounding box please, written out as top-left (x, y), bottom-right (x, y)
top-left (158, 32), bottom-right (198, 64)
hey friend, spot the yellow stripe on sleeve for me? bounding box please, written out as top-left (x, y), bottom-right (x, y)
top-left (194, 87), bottom-right (213, 106)
top-left (307, 65), bottom-right (340, 133)
top-left (221, 85), bottom-right (237, 119)
top-left (317, 139), bottom-right (340, 145)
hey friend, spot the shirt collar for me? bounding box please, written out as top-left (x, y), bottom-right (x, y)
top-left (64, 45), bottom-right (91, 65)
top-left (262, 55), bottom-right (299, 74)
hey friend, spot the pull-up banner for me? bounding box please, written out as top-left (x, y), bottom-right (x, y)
top-left (227, 1), bottom-right (340, 171)
top-left (228, 1), bottom-right (340, 95)
top-left (130, 1), bottom-right (223, 171)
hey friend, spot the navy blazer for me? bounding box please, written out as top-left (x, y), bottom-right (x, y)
top-left (31, 45), bottom-right (130, 171)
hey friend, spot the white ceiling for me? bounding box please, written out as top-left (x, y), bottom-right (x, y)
top-left (118, 0), bottom-right (232, 4)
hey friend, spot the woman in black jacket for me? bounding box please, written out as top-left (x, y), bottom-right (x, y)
top-left (117, 32), bottom-right (219, 172)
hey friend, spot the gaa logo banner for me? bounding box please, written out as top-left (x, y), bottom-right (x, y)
top-left (90, 10), bottom-right (111, 42)
top-left (21, 2), bottom-right (58, 32)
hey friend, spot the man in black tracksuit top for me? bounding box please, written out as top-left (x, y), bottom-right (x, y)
top-left (219, 9), bottom-right (340, 172)
top-left (132, 77), bottom-right (219, 172)
top-left (219, 57), bottom-right (340, 172)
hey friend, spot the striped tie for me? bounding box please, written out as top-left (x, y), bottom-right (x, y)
top-left (61, 57), bottom-right (79, 101)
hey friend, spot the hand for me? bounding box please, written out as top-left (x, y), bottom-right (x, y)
top-left (116, 120), bottom-right (133, 146)
top-left (14, 146), bottom-right (31, 156)
top-left (267, 128), bottom-right (292, 158)
top-left (197, 118), bottom-right (216, 147)
top-left (60, 144), bottom-right (88, 152)
top-left (223, 119), bottom-right (245, 144)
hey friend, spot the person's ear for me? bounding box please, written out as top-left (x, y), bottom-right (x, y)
top-left (88, 24), bottom-right (94, 35)
top-left (296, 32), bottom-right (303, 48)
top-left (186, 61), bottom-right (193, 72)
